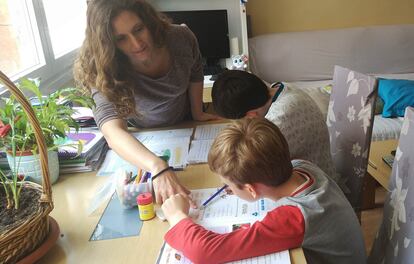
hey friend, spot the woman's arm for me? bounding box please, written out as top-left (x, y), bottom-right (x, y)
top-left (188, 81), bottom-right (219, 121)
top-left (100, 119), bottom-right (190, 204)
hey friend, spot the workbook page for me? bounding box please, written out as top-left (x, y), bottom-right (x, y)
top-left (187, 139), bottom-right (214, 164)
top-left (188, 123), bottom-right (228, 164)
top-left (188, 188), bottom-right (278, 228)
top-left (193, 123), bottom-right (228, 140)
top-left (157, 243), bottom-right (290, 264)
top-left (156, 188), bottom-right (290, 264)
top-left (132, 128), bottom-right (193, 142)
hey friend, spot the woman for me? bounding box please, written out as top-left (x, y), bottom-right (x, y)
top-left (74, 0), bottom-right (216, 204)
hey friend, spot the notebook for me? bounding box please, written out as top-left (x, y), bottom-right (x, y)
top-left (58, 130), bottom-right (104, 158)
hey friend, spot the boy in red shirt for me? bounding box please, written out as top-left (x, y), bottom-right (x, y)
top-left (162, 118), bottom-right (366, 264)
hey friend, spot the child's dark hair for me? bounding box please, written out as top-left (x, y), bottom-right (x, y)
top-left (211, 70), bottom-right (269, 119)
top-left (208, 118), bottom-right (292, 188)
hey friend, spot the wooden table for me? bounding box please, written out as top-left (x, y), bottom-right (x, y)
top-left (38, 129), bottom-right (306, 263)
top-left (367, 139), bottom-right (397, 191)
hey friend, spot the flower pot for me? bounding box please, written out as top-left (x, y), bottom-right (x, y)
top-left (7, 150), bottom-right (59, 184)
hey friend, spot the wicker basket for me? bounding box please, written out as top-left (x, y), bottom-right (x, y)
top-left (0, 71), bottom-right (54, 263)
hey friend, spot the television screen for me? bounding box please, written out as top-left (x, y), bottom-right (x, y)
top-left (163, 10), bottom-right (230, 60)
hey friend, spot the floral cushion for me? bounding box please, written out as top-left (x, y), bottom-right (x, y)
top-left (369, 107), bottom-right (414, 263)
top-left (327, 65), bottom-right (377, 210)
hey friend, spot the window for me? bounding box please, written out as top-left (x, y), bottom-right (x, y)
top-left (0, 0), bottom-right (87, 94)
top-left (42, 0), bottom-right (87, 59)
top-left (0, 0), bottom-right (44, 79)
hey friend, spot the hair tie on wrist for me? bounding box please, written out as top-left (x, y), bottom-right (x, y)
top-left (151, 166), bottom-right (174, 181)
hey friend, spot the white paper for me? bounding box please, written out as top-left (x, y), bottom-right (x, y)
top-left (157, 243), bottom-right (290, 264)
top-left (142, 137), bottom-right (190, 169)
top-left (187, 140), bottom-right (214, 164)
top-left (98, 128), bottom-right (193, 176)
top-left (189, 188), bottom-right (278, 224)
top-left (188, 124), bottom-right (228, 164)
top-left (156, 188), bottom-right (290, 264)
top-left (193, 123), bottom-right (228, 140)
top-left (132, 128), bottom-right (193, 142)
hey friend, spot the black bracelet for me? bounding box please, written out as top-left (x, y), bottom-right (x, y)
top-left (151, 166), bottom-right (174, 181)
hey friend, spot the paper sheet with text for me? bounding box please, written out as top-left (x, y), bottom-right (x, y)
top-left (97, 128), bottom-right (193, 176)
top-left (188, 123), bottom-right (229, 164)
top-left (156, 188), bottom-right (290, 264)
top-left (157, 243), bottom-right (290, 264)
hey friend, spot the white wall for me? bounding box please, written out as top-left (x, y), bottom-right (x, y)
top-left (150, 0), bottom-right (248, 68)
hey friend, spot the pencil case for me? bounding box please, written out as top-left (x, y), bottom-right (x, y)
top-left (115, 168), bottom-right (153, 209)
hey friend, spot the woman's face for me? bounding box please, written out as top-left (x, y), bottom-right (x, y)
top-left (112, 10), bottom-right (155, 67)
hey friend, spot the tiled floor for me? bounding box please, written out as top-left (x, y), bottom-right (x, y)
top-left (361, 186), bottom-right (387, 253)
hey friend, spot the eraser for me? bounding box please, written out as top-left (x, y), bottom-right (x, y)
top-left (155, 208), bottom-right (167, 221)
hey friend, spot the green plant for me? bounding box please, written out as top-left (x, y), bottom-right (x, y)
top-left (0, 78), bottom-right (94, 152)
top-left (0, 120), bottom-right (24, 209)
top-left (0, 78), bottom-right (94, 209)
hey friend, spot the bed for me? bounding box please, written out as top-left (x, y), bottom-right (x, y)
top-left (248, 24), bottom-right (414, 141)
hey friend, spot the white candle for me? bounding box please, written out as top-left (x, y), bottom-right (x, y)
top-left (230, 37), bottom-right (239, 56)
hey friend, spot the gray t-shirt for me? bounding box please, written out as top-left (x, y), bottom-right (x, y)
top-left (92, 24), bottom-right (204, 128)
top-left (265, 85), bottom-right (338, 183)
top-left (280, 160), bottom-right (366, 264)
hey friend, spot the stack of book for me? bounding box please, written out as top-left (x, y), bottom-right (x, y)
top-left (58, 129), bottom-right (108, 174)
top-left (72, 107), bottom-right (97, 127)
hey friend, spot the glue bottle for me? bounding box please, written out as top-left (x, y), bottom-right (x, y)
top-left (137, 192), bottom-right (155, 221)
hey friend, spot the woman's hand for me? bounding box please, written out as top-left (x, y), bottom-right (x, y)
top-left (152, 169), bottom-right (195, 206)
top-left (162, 193), bottom-right (190, 226)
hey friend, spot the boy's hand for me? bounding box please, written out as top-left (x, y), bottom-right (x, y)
top-left (162, 194), bottom-right (191, 227)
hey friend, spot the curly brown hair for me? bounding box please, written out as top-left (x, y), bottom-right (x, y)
top-left (74, 0), bottom-right (170, 118)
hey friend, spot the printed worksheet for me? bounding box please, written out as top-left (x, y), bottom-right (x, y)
top-left (98, 128), bottom-right (193, 176)
top-left (156, 188), bottom-right (290, 264)
top-left (193, 123), bottom-right (228, 140)
top-left (157, 243), bottom-right (290, 264)
top-left (189, 188), bottom-right (278, 224)
top-left (188, 123), bottom-right (229, 164)
top-left (132, 128), bottom-right (193, 142)
top-left (187, 140), bottom-right (213, 164)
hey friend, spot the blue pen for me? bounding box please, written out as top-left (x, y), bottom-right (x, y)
top-left (146, 172), bottom-right (152, 182)
top-left (201, 185), bottom-right (228, 208)
top-left (139, 171), bottom-right (150, 183)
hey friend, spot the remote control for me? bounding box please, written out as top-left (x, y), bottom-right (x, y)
top-left (382, 154), bottom-right (394, 168)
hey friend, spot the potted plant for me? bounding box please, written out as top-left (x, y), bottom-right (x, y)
top-left (0, 78), bottom-right (94, 185)
top-left (0, 72), bottom-right (94, 263)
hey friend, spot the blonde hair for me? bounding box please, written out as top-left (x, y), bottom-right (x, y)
top-left (74, 0), bottom-right (170, 118)
top-left (208, 118), bottom-right (292, 188)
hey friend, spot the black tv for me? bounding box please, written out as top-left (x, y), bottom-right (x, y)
top-left (163, 10), bottom-right (230, 65)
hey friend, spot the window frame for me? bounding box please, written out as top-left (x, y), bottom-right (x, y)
top-left (0, 0), bottom-right (84, 95)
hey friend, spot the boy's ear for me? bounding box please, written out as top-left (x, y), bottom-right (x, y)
top-left (244, 183), bottom-right (258, 199)
top-left (245, 110), bottom-right (259, 118)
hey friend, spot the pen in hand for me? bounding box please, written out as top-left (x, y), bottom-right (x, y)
top-left (201, 184), bottom-right (228, 209)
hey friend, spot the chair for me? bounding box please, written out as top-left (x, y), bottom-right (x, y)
top-left (368, 107), bottom-right (414, 263)
top-left (327, 65), bottom-right (377, 213)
